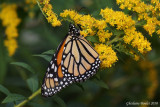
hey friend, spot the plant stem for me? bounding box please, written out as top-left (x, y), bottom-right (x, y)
top-left (106, 36), bottom-right (123, 46)
top-left (36, 0), bottom-right (48, 20)
top-left (14, 88), bottom-right (41, 107)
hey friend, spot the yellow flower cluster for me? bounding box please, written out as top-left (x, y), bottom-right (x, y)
top-left (151, 0), bottom-right (160, 16)
top-left (100, 8), bottom-right (151, 54)
top-left (60, 10), bottom-right (95, 36)
top-left (124, 28), bottom-right (152, 54)
top-left (100, 8), bottom-right (135, 30)
top-left (157, 30), bottom-right (160, 35)
top-left (0, 4), bottom-right (21, 56)
top-left (97, 30), bottom-right (112, 43)
top-left (60, 10), bottom-right (112, 42)
top-left (94, 44), bottom-right (118, 68)
top-left (95, 19), bottom-right (112, 43)
top-left (143, 17), bottom-right (160, 36)
top-left (40, 0), bottom-right (61, 27)
top-left (116, 0), bottom-right (160, 36)
top-left (129, 50), bottom-right (140, 61)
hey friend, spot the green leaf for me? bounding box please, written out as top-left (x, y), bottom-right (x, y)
top-left (0, 37), bottom-right (7, 83)
top-left (127, 44), bottom-right (145, 59)
top-left (53, 95), bottom-right (66, 107)
top-left (118, 46), bottom-right (134, 57)
top-left (113, 30), bottom-right (124, 36)
top-left (33, 55), bottom-right (51, 62)
top-left (2, 93), bottom-right (25, 103)
top-left (11, 62), bottom-right (35, 74)
top-left (42, 50), bottom-right (55, 55)
top-left (92, 79), bottom-right (109, 90)
top-left (27, 77), bottom-right (39, 93)
top-left (86, 36), bottom-right (99, 43)
top-left (0, 84), bottom-right (10, 95)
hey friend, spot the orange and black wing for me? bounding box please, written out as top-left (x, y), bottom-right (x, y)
top-left (61, 35), bottom-right (101, 82)
top-left (41, 36), bottom-right (72, 97)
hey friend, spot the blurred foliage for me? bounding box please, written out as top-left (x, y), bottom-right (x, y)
top-left (0, 0), bottom-right (160, 107)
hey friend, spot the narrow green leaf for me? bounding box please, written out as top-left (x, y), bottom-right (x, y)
top-left (42, 50), bottom-right (55, 55)
top-left (11, 62), bottom-right (35, 73)
top-left (113, 30), bottom-right (124, 36)
top-left (33, 55), bottom-right (51, 62)
top-left (53, 95), bottom-right (66, 107)
top-left (27, 77), bottom-right (39, 93)
top-left (127, 44), bottom-right (145, 59)
top-left (115, 43), bottom-right (134, 57)
top-left (0, 37), bottom-right (7, 83)
top-left (0, 84), bottom-right (10, 95)
top-left (2, 94), bottom-right (25, 103)
top-left (86, 36), bottom-right (99, 43)
top-left (92, 79), bottom-right (109, 90)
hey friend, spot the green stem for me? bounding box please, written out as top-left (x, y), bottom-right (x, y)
top-left (106, 36), bottom-right (123, 46)
top-left (36, 0), bottom-right (48, 19)
top-left (14, 88), bottom-right (41, 107)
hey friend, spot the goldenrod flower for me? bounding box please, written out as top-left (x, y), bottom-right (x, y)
top-left (129, 51), bottom-right (140, 61)
top-left (143, 17), bottom-right (159, 36)
top-left (157, 30), bottom-right (160, 35)
top-left (0, 4), bottom-right (21, 56)
top-left (100, 7), bottom-right (152, 54)
top-left (124, 28), bottom-right (151, 53)
top-left (4, 39), bottom-right (18, 56)
top-left (116, 0), bottom-right (160, 36)
top-left (60, 9), bottom-right (98, 37)
top-left (100, 8), bottom-right (135, 30)
top-left (94, 44), bottom-right (118, 68)
top-left (97, 30), bottom-right (112, 43)
top-left (39, 0), bottom-right (61, 27)
top-left (94, 20), bottom-right (107, 30)
top-left (0, 4), bottom-right (21, 27)
top-left (5, 26), bottom-right (19, 39)
top-left (134, 55), bottom-right (140, 61)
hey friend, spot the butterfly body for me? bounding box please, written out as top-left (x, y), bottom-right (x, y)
top-left (42, 24), bottom-right (101, 97)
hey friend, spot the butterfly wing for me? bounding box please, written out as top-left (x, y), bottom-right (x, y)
top-left (61, 35), bottom-right (101, 82)
top-left (41, 36), bottom-right (72, 97)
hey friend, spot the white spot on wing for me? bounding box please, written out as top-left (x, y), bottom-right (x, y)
top-left (54, 78), bottom-right (58, 81)
top-left (51, 64), bottom-right (55, 69)
top-left (62, 67), bottom-right (65, 70)
top-left (60, 81), bottom-right (63, 85)
top-left (49, 74), bottom-right (53, 77)
top-left (47, 68), bottom-right (50, 72)
top-left (50, 61), bottom-right (53, 64)
top-left (54, 66), bottom-right (57, 72)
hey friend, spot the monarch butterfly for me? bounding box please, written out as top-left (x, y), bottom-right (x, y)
top-left (41, 24), bottom-right (101, 97)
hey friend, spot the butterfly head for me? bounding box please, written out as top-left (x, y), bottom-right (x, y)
top-left (68, 24), bottom-right (80, 36)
